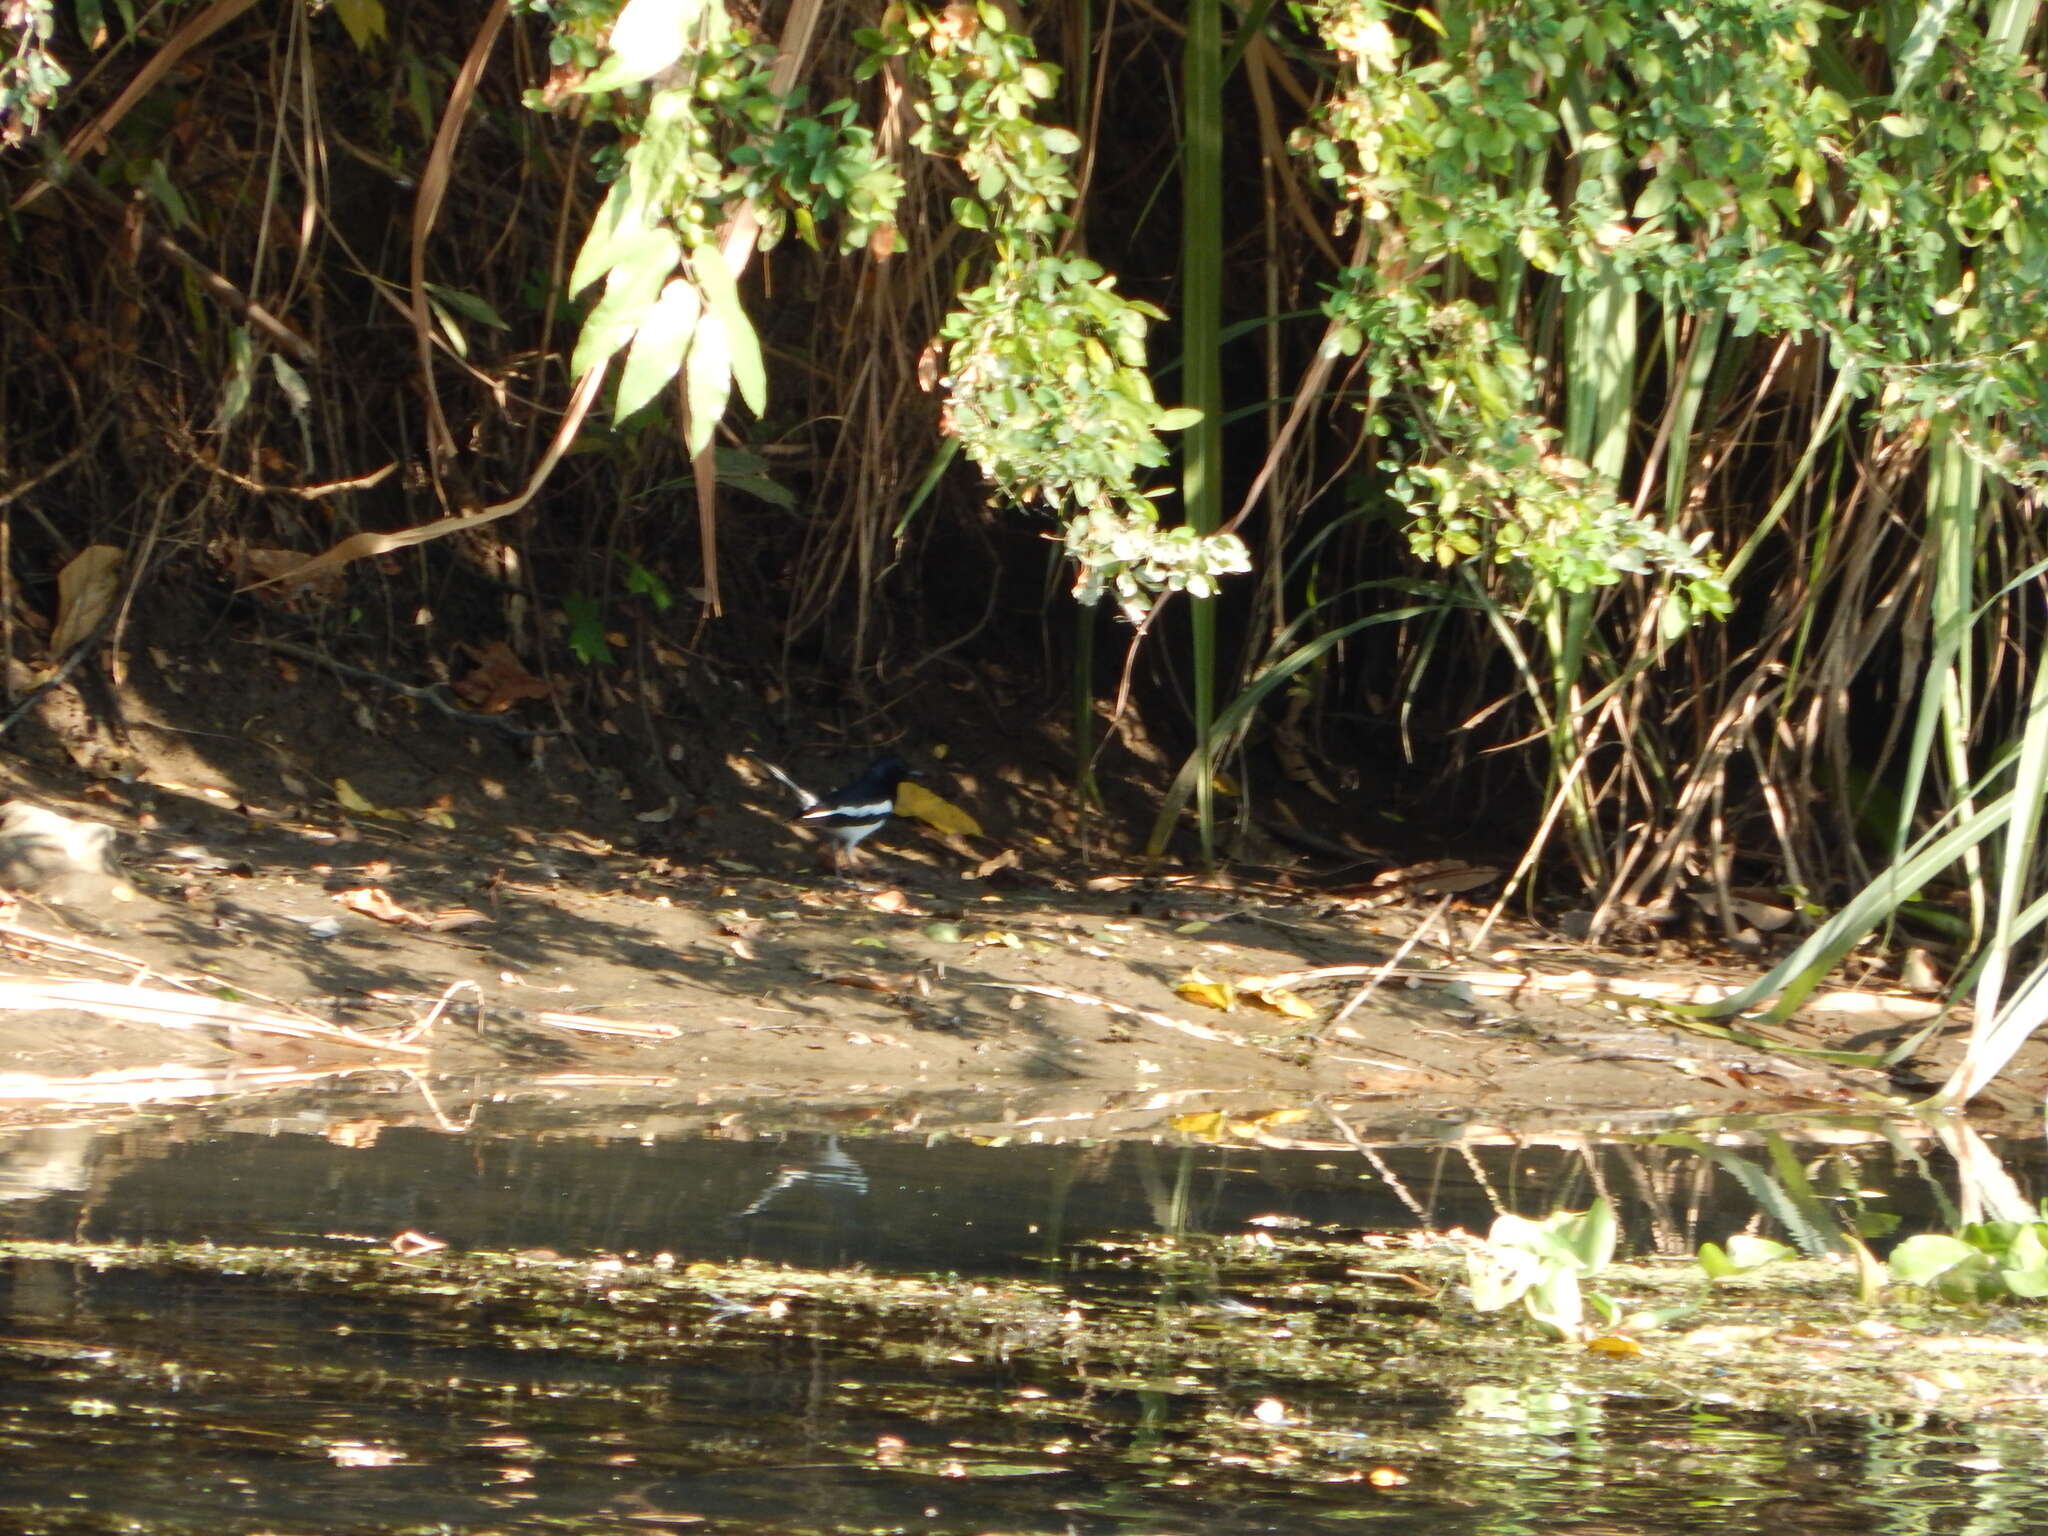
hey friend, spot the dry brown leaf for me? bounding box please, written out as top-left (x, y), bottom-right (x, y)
top-left (335, 886), bottom-right (422, 925)
top-left (50, 544), bottom-right (124, 655)
top-left (453, 639), bottom-right (552, 712)
top-left (227, 546), bottom-right (344, 610)
top-left (969, 848), bottom-right (1020, 880)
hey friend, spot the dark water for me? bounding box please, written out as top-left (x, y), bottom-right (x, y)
top-left (1, 1112), bottom-right (2044, 1534)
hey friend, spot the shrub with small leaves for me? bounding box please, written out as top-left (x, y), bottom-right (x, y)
top-left (1, 0), bottom-right (67, 149)
top-left (866, 1), bottom-right (1249, 617)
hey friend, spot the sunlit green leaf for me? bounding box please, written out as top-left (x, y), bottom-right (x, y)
top-left (614, 278), bottom-right (700, 421)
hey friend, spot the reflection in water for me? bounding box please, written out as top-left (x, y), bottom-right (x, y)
top-left (0, 1112), bottom-right (2042, 1534)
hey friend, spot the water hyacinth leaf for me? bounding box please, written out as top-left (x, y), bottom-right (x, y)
top-left (1889, 1233), bottom-right (1983, 1288)
top-left (579, 0), bottom-right (706, 94)
top-left (692, 241), bottom-right (765, 415)
top-left (614, 279), bottom-right (700, 421)
top-left (682, 305), bottom-right (732, 457)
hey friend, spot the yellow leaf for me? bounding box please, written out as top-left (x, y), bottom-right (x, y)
top-left (1248, 988), bottom-right (1319, 1020)
top-left (1175, 971), bottom-right (1237, 1011)
top-left (1254, 1107), bottom-right (1310, 1127)
top-left (334, 780), bottom-right (406, 821)
top-left (1585, 1335), bottom-right (1643, 1358)
top-left (896, 780), bottom-right (983, 837)
top-left (333, 779), bottom-right (380, 814)
top-left (1171, 1111), bottom-right (1226, 1137)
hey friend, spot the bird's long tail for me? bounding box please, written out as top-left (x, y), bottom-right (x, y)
top-left (750, 753), bottom-right (820, 811)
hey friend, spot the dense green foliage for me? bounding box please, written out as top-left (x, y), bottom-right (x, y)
top-left (6, 0), bottom-right (2048, 1099)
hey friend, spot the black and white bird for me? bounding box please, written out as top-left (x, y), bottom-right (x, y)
top-left (756, 753), bottom-right (914, 871)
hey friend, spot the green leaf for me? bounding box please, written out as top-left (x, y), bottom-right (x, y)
top-left (217, 326), bottom-right (256, 428)
top-left (579, 0), bottom-right (705, 93)
top-left (564, 595), bottom-right (614, 665)
top-left (1723, 1233), bottom-right (1796, 1270)
top-left (423, 283), bottom-right (510, 330)
top-left (1888, 1233), bottom-right (1981, 1287)
top-left (269, 353), bottom-right (311, 416)
top-left (683, 306), bottom-right (732, 456)
top-left (141, 159), bottom-right (193, 230)
top-left (1559, 1199), bottom-right (1617, 1272)
top-left (330, 0), bottom-right (386, 49)
top-left (569, 180), bottom-right (640, 298)
top-left (569, 229), bottom-right (681, 380)
top-left (691, 242), bottom-right (766, 415)
top-left (614, 278), bottom-right (700, 420)
top-left (1155, 406), bottom-right (1203, 431)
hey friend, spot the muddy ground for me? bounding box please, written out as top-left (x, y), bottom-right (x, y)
top-left (1, 648), bottom-right (2043, 1144)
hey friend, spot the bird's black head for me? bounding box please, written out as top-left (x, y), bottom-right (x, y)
top-left (865, 754), bottom-right (914, 789)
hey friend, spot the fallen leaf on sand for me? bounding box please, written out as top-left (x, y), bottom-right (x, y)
top-left (333, 887), bottom-right (490, 931)
top-left (897, 781), bottom-right (982, 837)
top-left (334, 780), bottom-right (405, 820)
top-left (50, 544), bottom-right (124, 655)
top-left (453, 639), bottom-right (551, 712)
top-left (1235, 975), bottom-right (1320, 1019)
top-left (1175, 971), bottom-right (1237, 1011)
top-left (969, 848), bottom-right (1020, 880)
top-left (337, 887), bottom-right (417, 924)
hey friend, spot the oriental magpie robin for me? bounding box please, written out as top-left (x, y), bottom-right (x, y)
top-left (756, 753), bottom-right (914, 870)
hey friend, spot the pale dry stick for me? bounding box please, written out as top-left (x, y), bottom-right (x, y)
top-left (0, 978), bottom-right (428, 1055)
top-left (399, 1066), bottom-right (477, 1133)
top-left (397, 979), bottom-right (484, 1045)
top-left (533, 1012), bottom-right (683, 1040)
top-left (1321, 894), bottom-right (1456, 1037)
top-left (0, 1062), bottom-right (391, 1107)
top-left (1457, 1138), bottom-right (1509, 1220)
top-left (1252, 959), bottom-right (1947, 1021)
top-left (0, 920), bottom-right (342, 1028)
top-left (1319, 1102), bottom-right (1435, 1227)
top-left (968, 980), bottom-right (1254, 1049)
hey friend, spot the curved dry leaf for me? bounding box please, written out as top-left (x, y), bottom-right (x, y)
top-left (1175, 971), bottom-right (1237, 1012)
top-left (50, 544), bottom-right (124, 655)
